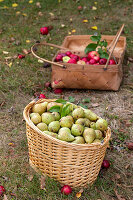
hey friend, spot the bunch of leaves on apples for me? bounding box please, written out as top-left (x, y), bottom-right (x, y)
top-left (55, 33), bottom-right (116, 65)
top-left (29, 99), bottom-right (108, 144)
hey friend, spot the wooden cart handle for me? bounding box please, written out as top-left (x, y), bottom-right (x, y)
top-left (104, 24), bottom-right (125, 70)
top-left (31, 41), bottom-right (70, 68)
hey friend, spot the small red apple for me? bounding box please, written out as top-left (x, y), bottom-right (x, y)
top-left (86, 61), bottom-right (90, 65)
top-left (0, 185), bottom-right (5, 196)
top-left (102, 160), bottom-right (110, 169)
top-left (65, 51), bottom-right (72, 56)
top-left (61, 185), bottom-right (72, 195)
top-left (45, 82), bottom-right (51, 88)
top-left (70, 54), bottom-right (79, 61)
top-left (40, 27), bottom-right (49, 35)
top-left (54, 88), bottom-right (63, 94)
top-left (99, 58), bottom-right (107, 65)
top-left (89, 58), bottom-right (96, 64)
top-left (68, 58), bottom-right (77, 64)
top-left (82, 57), bottom-right (88, 63)
top-left (55, 54), bottom-right (63, 62)
top-left (88, 51), bottom-right (100, 62)
top-left (78, 5), bottom-right (83, 11)
top-left (18, 54), bottom-right (25, 59)
top-left (39, 94), bottom-right (46, 99)
top-left (109, 59), bottom-right (116, 65)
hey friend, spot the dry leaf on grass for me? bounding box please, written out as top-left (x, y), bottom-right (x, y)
top-left (28, 175), bottom-right (34, 181)
top-left (76, 188), bottom-right (84, 198)
top-left (3, 195), bottom-right (8, 200)
top-left (114, 189), bottom-right (126, 200)
top-left (40, 176), bottom-right (46, 190)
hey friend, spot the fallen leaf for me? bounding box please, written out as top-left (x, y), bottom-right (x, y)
top-left (0, 0), bottom-right (4, 2)
top-left (12, 3), bottom-right (18, 8)
top-left (28, 175), bottom-right (34, 181)
top-left (3, 6), bottom-right (9, 9)
top-left (114, 189), bottom-right (126, 200)
top-left (8, 142), bottom-right (15, 147)
top-left (22, 49), bottom-right (31, 54)
top-left (115, 173), bottom-right (121, 180)
top-left (72, 29), bottom-right (76, 33)
top-left (36, 2), bottom-right (41, 8)
top-left (91, 103), bottom-right (99, 107)
top-left (128, 57), bottom-right (133, 62)
top-left (29, 0), bottom-right (33, 3)
top-left (125, 164), bottom-right (130, 169)
top-left (22, 13), bottom-right (27, 17)
top-left (40, 176), bottom-right (46, 190)
top-left (83, 19), bottom-right (88, 23)
top-left (38, 11), bottom-right (43, 16)
top-left (70, 18), bottom-right (73, 22)
top-left (92, 6), bottom-right (97, 10)
top-left (76, 188), bottom-right (84, 198)
top-left (68, 31), bottom-right (71, 35)
top-left (38, 59), bottom-right (44, 63)
top-left (8, 62), bottom-right (12, 68)
top-left (26, 40), bottom-right (31, 43)
top-left (91, 26), bottom-right (98, 30)
top-left (3, 194), bottom-right (8, 200)
top-left (3, 51), bottom-right (9, 55)
top-left (61, 24), bottom-right (65, 28)
top-left (94, 1), bottom-right (97, 4)
top-left (16, 11), bottom-right (21, 15)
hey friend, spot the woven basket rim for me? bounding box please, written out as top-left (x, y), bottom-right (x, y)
top-left (23, 99), bottom-right (111, 150)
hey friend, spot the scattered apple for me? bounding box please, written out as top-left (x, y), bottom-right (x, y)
top-left (102, 160), bottom-right (110, 169)
top-left (109, 59), bottom-right (116, 65)
top-left (39, 94), bottom-right (46, 99)
top-left (40, 27), bottom-right (49, 35)
top-left (18, 54), bottom-right (25, 59)
top-left (78, 5), bottom-right (83, 11)
top-left (88, 51), bottom-right (100, 62)
top-left (99, 58), bottom-right (107, 65)
top-left (127, 142), bottom-right (133, 150)
top-left (61, 185), bottom-right (72, 195)
top-left (54, 88), bottom-right (63, 94)
top-left (0, 185), bottom-right (5, 196)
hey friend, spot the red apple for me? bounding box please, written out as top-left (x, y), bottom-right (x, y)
top-left (65, 51), bottom-right (72, 56)
top-left (54, 88), bottom-right (63, 94)
top-left (70, 54), bottom-right (79, 61)
top-left (82, 57), bottom-right (88, 63)
top-left (99, 58), bottom-right (107, 65)
top-left (18, 54), bottom-right (25, 59)
top-left (55, 54), bottom-right (63, 62)
top-left (86, 61), bottom-right (90, 65)
top-left (109, 59), bottom-right (116, 65)
top-left (78, 6), bottom-right (83, 11)
top-left (89, 58), bottom-right (96, 64)
top-left (77, 60), bottom-right (85, 65)
top-left (88, 51), bottom-right (100, 62)
top-left (45, 82), bottom-right (51, 88)
top-left (0, 185), bottom-right (5, 196)
top-left (102, 160), bottom-right (110, 169)
top-left (68, 58), bottom-right (77, 64)
top-left (40, 27), bottom-right (49, 35)
top-left (61, 185), bottom-right (72, 195)
top-left (39, 94), bottom-right (46, 99)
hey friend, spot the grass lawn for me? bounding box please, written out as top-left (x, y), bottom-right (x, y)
top-left (0, 0), bottom-right (133, 199)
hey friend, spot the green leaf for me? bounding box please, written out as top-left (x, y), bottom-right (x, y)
top-left (82, 98), bottom-right (91, 103)
top-left (49, 105), bottom-right (61, 113)
top-left (98, 48), bottom-right (103, 55)
top-left (61, 104), bottom-right (71, 118)
top-left (103, 40), bottom-right (108, 47)
top-left (84, 43), bottom-right (98, 54)
top-left (55, 99), bottom-right (66, 105)
top-left (79, 104), bottom-right (88, 109)
top-left (100, 52), bottom-right (109, 59)
top-left (68, 96), bottom-right (75, 103)
top-left (90, 35), bottom-right (101, 42)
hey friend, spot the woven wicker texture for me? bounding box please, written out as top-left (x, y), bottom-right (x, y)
top-left (23, 99), bottom-right (111, 188)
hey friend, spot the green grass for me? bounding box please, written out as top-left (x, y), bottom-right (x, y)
top-left (0, 0), bottom-right (133, 199)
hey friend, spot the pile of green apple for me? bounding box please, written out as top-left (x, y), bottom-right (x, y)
top-left (30, 100), bottom-right (108, 144)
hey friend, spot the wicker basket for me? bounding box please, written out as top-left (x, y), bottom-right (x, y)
top-left (23, 99), bottom-right (111, 188)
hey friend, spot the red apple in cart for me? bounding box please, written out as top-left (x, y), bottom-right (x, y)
top-left (88, 51), bottom-right (100, 62)
top-left (70, 54), bottom-right (79, 61)
top-left (77, 60), bottom-right (86, 65)
top-left (82, 57), bottom-right (88, 63)
top-left (99, 58), bottom-right (107, 65)
top-left (109, 59), bottom-right (116, 65)
top-left (89, 58), bottom-right (97, 65)
top-left (68, 58), bottom-right (77, 64)
top-left (65, 51), bottom-right (72, 56)
top-left (55, 54), bottom-right (63, 62)
top-left (86, 61), bottom-right (90, 65)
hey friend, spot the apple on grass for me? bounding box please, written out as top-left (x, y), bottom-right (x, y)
top-left (40, 27), bottom-right (49, 35)
top-left (88, 51), bottom-right (100, 62)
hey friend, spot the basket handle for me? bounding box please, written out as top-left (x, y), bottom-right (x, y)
top-left (104, 24), bottom-right (125, 70)
top-left (31, 41), bottom-right (70, 68)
